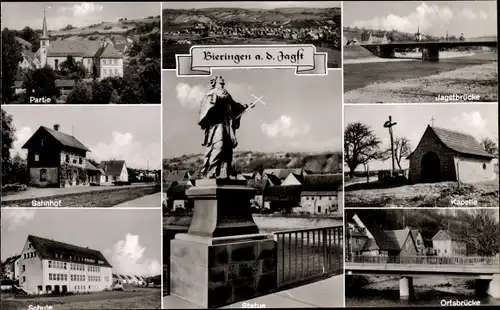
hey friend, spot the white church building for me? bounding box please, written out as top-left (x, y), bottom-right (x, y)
top-left (18, 235), bottom-right (113, 294)
top-left (24, 10), bottom-right (123, 79)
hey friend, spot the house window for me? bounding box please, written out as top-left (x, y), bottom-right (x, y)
top-left (417, 240), bottom-right (421, 245)
top-left (48, 261), bottom-right (52, 268)
top-left (23, 276), bottom-right (26, 282)
top-left (22, 265), bottom-right (25, 272)
top-left (41, 139), bottom-right (44, 146)
top-left (34, 153), bottom-right (40, 162)
top-left (54, 59), bottom-right (59, 70)
top-left (73, 159), bottom-right (77, 164)
top-left (317, 206), bottom-right (321, 213)
top-left (65, 155), bottom-right (69, 163)
top-left (79, 157), bottom-right (83, 164)
top-left (40, 169), bottom-right (47, 182)
top-left (483, 163), bottom-right (487, 170)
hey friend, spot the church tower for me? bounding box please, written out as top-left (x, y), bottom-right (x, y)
top-left (39, 10), bottom-right (49, 67)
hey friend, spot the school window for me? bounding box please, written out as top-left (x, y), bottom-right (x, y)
top-left (48, 261), bottom-right (52, 268)
top-left (34, 153), bottom-right (40, 162)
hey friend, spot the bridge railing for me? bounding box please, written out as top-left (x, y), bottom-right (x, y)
top-left (347, 255), bottom-right (500, 265)
top-left (275, 225), bottom-right (343, 289)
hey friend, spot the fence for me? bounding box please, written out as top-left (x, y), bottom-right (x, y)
top-left (275, 225), bottom-right (343, 289)
top-left (348, 255), bottom-right (500, 265)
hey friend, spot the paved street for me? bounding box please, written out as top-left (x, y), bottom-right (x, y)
top-left (163, 275), bottom-right (344, 308)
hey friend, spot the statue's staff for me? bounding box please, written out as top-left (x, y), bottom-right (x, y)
top-left (235, 94), bottom-right (266, 119)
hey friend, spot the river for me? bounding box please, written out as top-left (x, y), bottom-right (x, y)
top-left (346, 276), bottom-right (500, 307)
top-left (344, 51), bottom-right (497, 91)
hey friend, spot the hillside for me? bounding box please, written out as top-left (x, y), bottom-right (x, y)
top-left (50, 16), bottom-right (160, 38)
top-left (163, 151), bottom-right (342, 174)
top-left (162, 7), bottom-right (341, 29)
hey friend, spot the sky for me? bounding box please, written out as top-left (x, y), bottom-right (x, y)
top-left (162, 1), bottom-right (340, 10)
top-left (163, 69), bottom-right (342, 158)
top-left (344, 104), bottom-right (498, 171)
top-left (1, 2), bottom-right (161, 30)
top-left (1, 209), bottom-right (161, 277)
top-left (343, 1), bottom-right (497, 38)
top-left (2, 106), bottom-right (161, 170)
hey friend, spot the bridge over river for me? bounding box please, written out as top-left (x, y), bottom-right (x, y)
top-left (361, 39), bottom-right (497, 60)
top-left (345, 255), bottom-right (500, 299)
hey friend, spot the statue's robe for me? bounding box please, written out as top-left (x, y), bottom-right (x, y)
top-left (198, 87), bottom-right (247, 179)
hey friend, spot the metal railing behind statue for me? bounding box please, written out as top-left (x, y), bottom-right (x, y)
top-left (348, 255), bottom-right (500, 265)
top-left (275, 225), bottom-right (343, 289)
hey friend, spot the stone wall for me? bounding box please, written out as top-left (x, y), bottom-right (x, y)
top-left (409, 128), bottom-right (457, 183)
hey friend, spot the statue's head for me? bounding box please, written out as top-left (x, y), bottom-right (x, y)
top-left (210, 76), bottom-right (225, 89)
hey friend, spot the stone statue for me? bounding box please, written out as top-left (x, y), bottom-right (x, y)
top-left (198, 76), bottom-right (252, 179)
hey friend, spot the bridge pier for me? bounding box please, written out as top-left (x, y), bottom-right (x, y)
top-left (377, 46), bottom-right (395, 58)
top-left (399, 277), bottom-right (414, 299)
top-left (422, 47), bottom-right (439, 61)
top-left (487, 274), bottom-right (500, 299)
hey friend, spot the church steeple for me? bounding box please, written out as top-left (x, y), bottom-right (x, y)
top-left (41, 10), bottom-right (49, 39)
top-left (39, 9), bottom-right (49, 67)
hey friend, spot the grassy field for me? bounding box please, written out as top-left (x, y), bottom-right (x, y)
top-left (345, 180), bottom-right (499, 208)
top-left (1, 185), bottom-right (160, 208)
top-left (1, 289), bottom-right (161, 310)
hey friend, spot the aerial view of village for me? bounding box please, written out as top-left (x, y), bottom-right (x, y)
top-left (345, 208), bottom-right (500, 306)
top-left (1, 106), bottom-right (161, 208)
top-left (1, 208), bottom-right (162, 309)
top-left (1, 2), bottom-right (161, 104)
top-left (344, 104), bottom-right (499, 208)
top-left (343, 1), bottom-right (498, 103)
top-left (162, 70), bottom-right (344, 307)
top-left (162, 1), bottom-right (342, 69)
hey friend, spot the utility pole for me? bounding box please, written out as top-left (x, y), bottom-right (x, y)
top-left (384, 115), bottom-right (398, 177)
top-left (457, 153), bottom-right (461, 189)
top-left (431, 116), bottom-right (435, 127)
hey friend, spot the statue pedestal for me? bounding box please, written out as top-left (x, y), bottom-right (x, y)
top-left (186, 178), bottom-right (260, 237)
top-left (169, 179), bottom-right (277, 308)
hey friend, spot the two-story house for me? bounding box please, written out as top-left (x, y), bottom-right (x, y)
top-left (2, 255), bottom-right (21, 281)
top-left (22, 124), bottom-right (102, 187)
top-left (18, 235), bottom-right (112, 295)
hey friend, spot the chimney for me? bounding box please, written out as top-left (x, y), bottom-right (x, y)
top-left (53, 124), bottom-right (60, 131)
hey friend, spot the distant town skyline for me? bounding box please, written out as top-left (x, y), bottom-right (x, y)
top-left (3, 106), bottom-right (161, 170)
top-left (162, 69), bottom-right (342, 158)
top-left (1, 2), bottom-right (160, 30)
top-left (343, 1), bottom-right (497, 38)
top-left (344, 104), bottom-right (498, 171)
top-left (1, 209), bottom-right (161, 277)
top-left (162, 1), bottom-right (340, 10)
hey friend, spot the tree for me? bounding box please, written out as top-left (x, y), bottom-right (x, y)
top-left (23, 66), bottom-right (60, 100)
top-left (467, 209), bottom-right (499, 256)
top-left (9, 153), bottom-right (28, 184)
top-left (139, 59), bottom-right (161, 103)
top-left (91, 79), bottom-right (115, 104)
top-left (1, 109), bottom-right (16, 182)
top-left (390, 136), bottom-right (412, 170)
top-left (480, 137), bottom-right (498, 157)
top-left (2, 28), bottom-right (23, 103)
top-left (344, 122), bottom-right (383, 178)
top-left (66, 82), bottom-right (92, 104)
top-left (60, 56), bottom-right (85, 79)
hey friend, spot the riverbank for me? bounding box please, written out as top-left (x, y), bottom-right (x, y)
top-left (344, 62), bottom-right (498, 103)
top-left (346, 275), bottom-right (500, 307)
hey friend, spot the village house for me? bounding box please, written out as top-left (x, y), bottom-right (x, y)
top-left (2, 255), bottom-right (21, 281)
top-left (99, 160), bottom-right (129, 185)
top-left (22, 124), bottom-right (102, 188)
top-left (263, 185), bottom-right (302, 212)
top-left (407, 126), bottom-right (496, 183)
top-left (264, 168), bottom-right (307, 181)
top-left (299, 174), bottom-right (343, 215)
top-left (164, 181), bottom-right (193, 211)
top-left (27, 11), bottom-right (123, 80)
top-left (163, 170), bottom-right (191, 183)
top-left (432, 230), bottom-right (467, 257)
top-left (349, 213), bottom-right (419, 257)
top-left (18, 235), bottom-right (112, 295)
